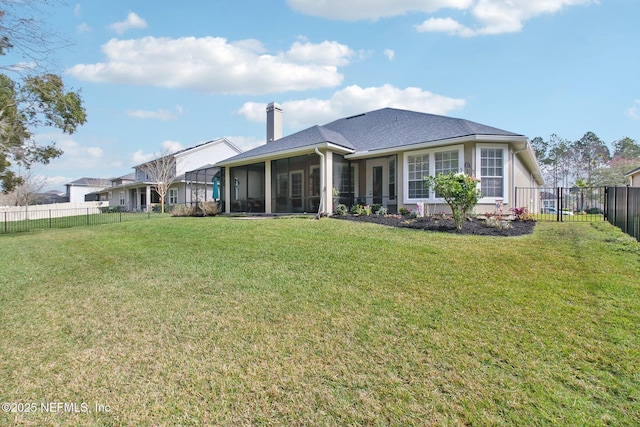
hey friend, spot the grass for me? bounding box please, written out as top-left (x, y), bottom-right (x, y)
top-left (0, 217), bottom-right (639, 426)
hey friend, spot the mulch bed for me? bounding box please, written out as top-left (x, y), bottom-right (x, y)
top-left (332, 214), bottom-right (536, 237)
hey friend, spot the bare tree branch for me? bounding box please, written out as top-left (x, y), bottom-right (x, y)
top-left (138, 150), bottom-right (177, 214)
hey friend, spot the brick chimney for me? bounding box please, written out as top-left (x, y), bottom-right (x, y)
top-left (266, 102), bottom-right (283, 142)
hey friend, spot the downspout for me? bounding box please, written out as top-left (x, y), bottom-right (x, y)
top-left (315, 147), bottom-right (325, 219)
top-left (512, 139), bottom-right (529, 209)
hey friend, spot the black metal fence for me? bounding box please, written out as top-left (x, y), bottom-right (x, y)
top-left (514, 187), bottom-right (606, 222)
top-left (605, 187), bottom-right (640, 241)
top-left (1, 207), bottom-right (155, 234)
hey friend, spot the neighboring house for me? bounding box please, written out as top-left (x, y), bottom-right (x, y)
top-left (65, 178), bottom-right (112, 203)
top-left (103, 138), bottom-right (242, 211)
top-left (625, 166), bottom-right (640, 186)
top-left (215, 103), bottom-right (544, 215)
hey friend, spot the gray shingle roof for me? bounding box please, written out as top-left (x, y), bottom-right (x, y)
top-left (220, 108), bottom-right (522, 164)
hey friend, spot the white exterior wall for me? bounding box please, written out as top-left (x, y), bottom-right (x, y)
top-left (175, 140), bottom-right (240, 176)
top-left (68, 185), bottom-right (107, 203)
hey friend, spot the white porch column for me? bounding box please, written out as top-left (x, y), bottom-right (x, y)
top-left (146, 185), bottom-right (151, 213)
top-left (324, 151), bottom-right (333, 214)
top-left (264, 161), bottom-right (272, 214)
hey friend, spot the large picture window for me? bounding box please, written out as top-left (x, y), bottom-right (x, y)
top-left (480, 148), bottom-right (504, 198)
top-left (403, 145), bottom-right (463, 203)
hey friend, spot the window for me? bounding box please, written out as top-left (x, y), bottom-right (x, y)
top-left (480, 148), bottom-right (504, 198)
top-left (404, 145), bottom-right (464, 202)
top-left (407, 153), bottom-right (429, 199)
top-left (119, 191), bottom-right (125, 206)
top-left (434, 150), bottom-right (459, 198)
top-left (435, 150), bottom-right (459, 176)
top-left (169, 188), bottom-right (178, 204)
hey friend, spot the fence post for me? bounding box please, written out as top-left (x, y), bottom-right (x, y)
top-left (49, 210), bottom-right (52, 229)
top-left (87, 208), bottom-right (90, 225)
top-left (3, 211), bottom-right (6, 233)
top-left (557, 187), bottom-right (562, 222)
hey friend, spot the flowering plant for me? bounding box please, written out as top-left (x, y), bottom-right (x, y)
top-left (427, 172), bottom-right (481, 230)
top-left (509, 207), bottom-right (532, 221)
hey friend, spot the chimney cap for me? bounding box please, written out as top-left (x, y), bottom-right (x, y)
top-left (266, 102), bottom-right (282, 112)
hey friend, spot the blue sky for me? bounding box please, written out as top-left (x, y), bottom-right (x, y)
top-left (8, 0), bottom-right (639, 191)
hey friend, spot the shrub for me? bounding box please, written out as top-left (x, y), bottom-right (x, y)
top-left (171, 205), bottom-right (197, 217)
top-left (509, 207), bottom-right (533, 221)
top-left (334, 204), bottom-right (348, 216)
top-left (371, 204), bottom-right (382, 214)
top-left (350, 204), bottom-right (365, 215)
top-left (398, 207), bottom-right (410, 216)
top-left (587, 207), bottom-right (602, 214)
top-left (427, 172), bottom-right (481, 230)
top-left (363, 205), bottom-right (372, 216)
top-left (199, 201), bottom-right (220, 216)
top-left (377, 206), bottom-right (388, 216)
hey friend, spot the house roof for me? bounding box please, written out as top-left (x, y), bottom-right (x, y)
top-left (66, 177), bottom-right (112, 187)
top-left (133, 137), bottom-right (242, 169)
top-left (624, 165), bottom-right (640, 177)
top-left (218, 107), bottom-right (524, 165)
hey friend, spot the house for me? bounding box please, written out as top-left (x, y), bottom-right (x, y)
top-left (102, 138), bottom-right (242, 211)
top-left (65, 177), bottom-right (112, 203)
top-left (625, 166), bottom-right (640, 186)
top-left (215, 103), bottom-right (544, 215)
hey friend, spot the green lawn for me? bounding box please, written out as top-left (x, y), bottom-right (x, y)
top-left (0, 217), bottom-right (639, 426)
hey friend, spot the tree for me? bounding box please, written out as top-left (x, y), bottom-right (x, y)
top-left (0, 1), bottom-right (87, 193)
top-left (138, 150), bottom-right (177, 214)
top-left (612, 137), bottom-right (640, 160)
top-left (572, 131), bottom-right (610, 185)
top-left (6, 167), bottom-right (46, 206)
top-left (427, 172), bottom-right (481, 230)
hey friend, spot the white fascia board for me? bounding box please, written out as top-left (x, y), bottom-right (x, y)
top-left (346, 135), bottom-right (529, 160)
top-left (216, 142), bottom-right (354, 167)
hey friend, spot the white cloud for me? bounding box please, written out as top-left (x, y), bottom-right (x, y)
top-left (383, 49), bottom-right (395, 61)
top-left (224, 135), bottom-right (265, 152)
top-left (287, 0), bottom-right (598, 36)
top-left (162, 140), bottom-right (184, 153)
top-left (37, 133), bottom-right (124, 174)
top-left (67, 36), bottom-right (349, 95)
top-left (626, 99), bottom-right (640, 121)
top-left (237, 84), bottom-right (466, 129)
top-left (77, 22), bottom-right (92, 33)
top-left (73, 4), bottom-right (82, 18)
top-left (109, 12), bottom-right (148, 35)
top-left (126, 106), bottom-right (183, 121)
top-left (286, 40), bottom-right (354, 66)
top-left (416, 0), bottom-right (598, 37)
top-left (286, 0), bottom-right (472, 21)
top-left (415, 17), bottom-right (474, 37)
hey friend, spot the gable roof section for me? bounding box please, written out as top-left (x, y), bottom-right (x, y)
top-left (322, 108), bottom-right (521, 153)
top-left (218, 108), bottom-right (523, 166)
top-left (222, 125), bottom-right (356, 164)
top-left (66, 177), bottom-right (111, 187)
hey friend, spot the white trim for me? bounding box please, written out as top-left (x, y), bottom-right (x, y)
top-left (347, 135), bottom-right (527, 160)
top-left (476, 144), bottom-right (510, 204)
top-left (402, 145), bottom-right (464, 204)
